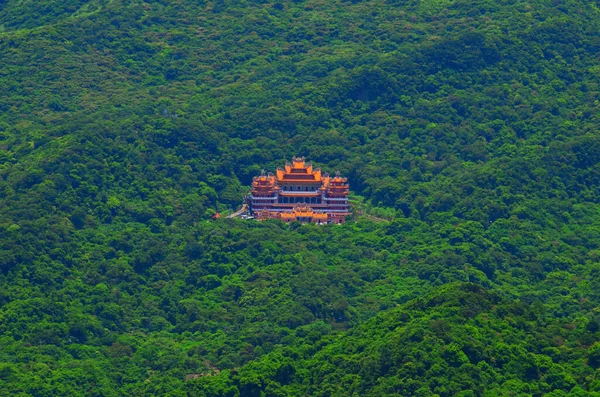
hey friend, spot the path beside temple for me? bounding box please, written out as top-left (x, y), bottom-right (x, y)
top-left (227, 204), bottom-right (247, 218)
top-left (350, 203), bottom-right (389, 223)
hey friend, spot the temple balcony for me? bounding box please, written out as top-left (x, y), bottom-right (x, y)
top-left (279, 191), bottom-right (321, 196)
top-left (250, 196), bottom-right (278, 200)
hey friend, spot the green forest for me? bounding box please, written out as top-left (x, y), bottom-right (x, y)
top-left (1, 0), bottom-right (600, 395)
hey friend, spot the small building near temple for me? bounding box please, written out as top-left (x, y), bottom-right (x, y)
top-left (245, 157), bottom-right (351, 224)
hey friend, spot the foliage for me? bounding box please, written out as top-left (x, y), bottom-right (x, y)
top-left (1, 0), bottom-right (600, 394)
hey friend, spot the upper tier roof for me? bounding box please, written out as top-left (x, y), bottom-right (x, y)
top-left (276, 156), bottom-right (323, 183)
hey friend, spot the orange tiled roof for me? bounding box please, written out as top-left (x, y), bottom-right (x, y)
top-left (276, 157), bottom-right (322, 183)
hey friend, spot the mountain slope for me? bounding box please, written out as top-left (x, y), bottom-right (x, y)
top-left (1, 0), bottom-right (600, 395)
top-left (187, 283), bottom-right (600, 396)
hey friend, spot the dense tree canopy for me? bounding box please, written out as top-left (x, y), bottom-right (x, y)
top-left (1, 0), bottom-right (600, 395)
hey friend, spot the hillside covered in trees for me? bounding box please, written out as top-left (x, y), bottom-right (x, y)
top-left (2, 0), bottom-right (600, 395)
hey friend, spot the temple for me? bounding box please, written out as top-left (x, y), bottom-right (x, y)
top-left (245, 157), bottom-right (351, 224)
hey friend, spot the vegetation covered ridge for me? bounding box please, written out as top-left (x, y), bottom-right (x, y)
top-left (188, 283), bottom-right (600, 396)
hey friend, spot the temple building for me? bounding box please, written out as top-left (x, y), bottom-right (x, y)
top-left (246, 157), bottom-right (351, 224)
